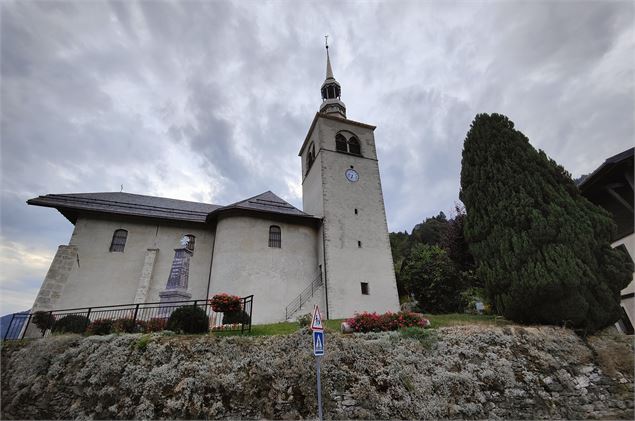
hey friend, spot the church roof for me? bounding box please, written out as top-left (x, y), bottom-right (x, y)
top-left (206, 191), bottom-right (318, 224)
top-left (27, 190), bottom-right (317, 225)
top-left (27, 192), bottom-right (221, 224)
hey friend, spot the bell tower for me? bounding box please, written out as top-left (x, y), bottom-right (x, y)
top-left (298, 41), bottom-right (400, 319)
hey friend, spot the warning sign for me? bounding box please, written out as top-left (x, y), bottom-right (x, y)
top-left (311, 305), bottom-right (324, 331)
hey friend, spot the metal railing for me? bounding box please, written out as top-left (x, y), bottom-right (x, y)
top-left (2, 295), bottom-right (254, 341)
top-left (285, 271), bottom-right (323, 320)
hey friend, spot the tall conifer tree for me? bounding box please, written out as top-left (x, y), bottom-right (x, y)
top-left (460, 113), bottom-right (633, 332)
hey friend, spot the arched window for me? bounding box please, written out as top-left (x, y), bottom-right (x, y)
top-left (109, 229), bottom-right (128, 252)
top-left (335, 134), bottom-right (347, 152)
top-left (269, 225), bottom-right (281, 248)
top-left (184, 234), bottom-right (196, 252)
top-left (348, 137), bottom-right (361, 155)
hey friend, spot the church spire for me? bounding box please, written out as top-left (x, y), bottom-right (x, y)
top-left (325, 41), bottom-right (334, 79)
top-left (320, 36), bottom-right (346, 118)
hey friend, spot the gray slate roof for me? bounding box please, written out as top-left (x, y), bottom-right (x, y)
top-left (27, 191), bottom-right (314, 224)
top-left (217, 191), bottom-right (308, 217)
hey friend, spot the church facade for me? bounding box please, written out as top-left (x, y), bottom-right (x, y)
top-left (27, 48), bottom-right (400, 324)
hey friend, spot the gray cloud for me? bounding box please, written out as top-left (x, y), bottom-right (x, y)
top-left (1, 0), bottom-right (632, 313)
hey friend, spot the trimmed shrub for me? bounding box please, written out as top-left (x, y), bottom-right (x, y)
top-left (209, 293), bottom-right (241, 312)
top-left (222, 310), bottom-right (251, 325)
top-left (32, 311), bottom-right (55, 334)
top-left (144, 318), bottom-right (168, 333)
top-left (52, 314), bottom-right (90, 334)
top-left (167, 306), bottom-right (209, 334)
top-left (346, 311), bottom-right (429, 333)
top-left (87, 319), bottom-right (114, 335)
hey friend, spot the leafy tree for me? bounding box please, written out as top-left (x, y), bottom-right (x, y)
top-left (400, 244), bottom-right (465, 313)
top-left (460, 113), bottom-right (633, 332)
top-left (411, 212), bottom-right (448, 246)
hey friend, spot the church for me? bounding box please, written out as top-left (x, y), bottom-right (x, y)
top-left (26, 47), bottom-right (400, 325)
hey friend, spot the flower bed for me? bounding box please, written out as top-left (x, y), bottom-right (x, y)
top-left (209, 293), bottom-right (242, 312)
top-left (346, 311), bottom-right (430, 333)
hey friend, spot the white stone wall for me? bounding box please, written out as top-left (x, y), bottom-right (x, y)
top-left (31, 245), bottom-right (78, 312)
top-left (209, 215), bottom-right (321, 324)
top-left (49, 215), bottom-right (215, 310)
top-left (303, 116), bottom-right (400, 320)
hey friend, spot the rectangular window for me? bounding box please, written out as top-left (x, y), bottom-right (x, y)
top-left (361, 282), bottom-right (369, 295)
top-left (269, 225), bottom-right (281, 248)
top-left (354, 208), bottom-right (358, 215)
top-left (358, 240), bottom-right (362, 248)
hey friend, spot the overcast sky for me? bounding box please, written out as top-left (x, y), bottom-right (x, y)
top-left (1, 0), bottom-right (633, 314)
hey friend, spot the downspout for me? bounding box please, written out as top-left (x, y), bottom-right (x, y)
top-left (205, 224), bottom-right (217, 300)
top-left (321, 220), bottom-right (330, 319)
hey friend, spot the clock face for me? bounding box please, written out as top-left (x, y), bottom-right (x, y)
top-left (345, 168), bottom-right (359, 182)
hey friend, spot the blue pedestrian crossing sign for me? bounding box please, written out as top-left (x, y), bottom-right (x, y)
top-left (313, 330), bottom-right (325, 356)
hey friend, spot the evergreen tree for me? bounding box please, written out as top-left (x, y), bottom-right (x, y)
top-left (460, 113), bottom-right (633, 332)
top-left (441, 204), bottom-right (476, 274)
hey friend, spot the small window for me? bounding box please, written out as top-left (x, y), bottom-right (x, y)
top-left (358, 240), bottom-right (362, 248)
top-left (110, 229), bottom-right (128, 252)
top-left (306, 143), bottom-right (315, 174)
top-left (184, 234), bottom-right (196, 252)
top-left (269, 225), bottom-right (281, 248)
top-left (348, 137), bottom-right (361, 155)
top-left (354, 208), bottom-right (358, 215)
top-left (335, 134), bottom-right (347, 152)
top-left (361, 282), bottom-right (369, 295)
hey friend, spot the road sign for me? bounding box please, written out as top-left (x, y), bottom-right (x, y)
top-left (311, 305), bottom-right (324, 331)
top-left (313, 330), bottom-right (325, 356)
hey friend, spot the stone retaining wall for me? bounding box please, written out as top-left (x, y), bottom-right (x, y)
top-left (1, 326), bottom-right (633, 419)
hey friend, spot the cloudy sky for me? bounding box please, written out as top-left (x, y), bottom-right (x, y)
top-left (1, 0), bottom-right (633, 314)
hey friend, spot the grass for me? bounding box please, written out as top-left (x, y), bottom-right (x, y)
top-left (424, 313), bottom-right (512, 328)
top-left (209, 313), bottom-right (511, 337)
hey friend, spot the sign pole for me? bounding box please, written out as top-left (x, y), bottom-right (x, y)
top-left (316, 356), bottom-right (323, 421)
top-left (311, 305), bottom-right (325, 421)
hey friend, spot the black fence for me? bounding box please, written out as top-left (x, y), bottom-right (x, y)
top-left (2, 296), bottom-right (254, 341)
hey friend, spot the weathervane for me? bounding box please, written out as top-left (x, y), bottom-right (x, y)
top-left (325, 34), bottom-right (329, 49)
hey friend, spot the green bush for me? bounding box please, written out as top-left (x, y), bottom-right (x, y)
top-left (135, 334), bottom-right (152, 351)
top-left (32, 311), bottom-right (55, 334)
top-left (167, 306), bottom-right (209, 334)
top-left (297, 313), bottom-right (312, 327)
top-left (460, 113), bottom-right (634, 331)
top-left (399, 327), bottom-right (438, 348)
top-left (222, 310), bottom-right (251, 325)
top-left (52, 314), bottom-right (90, 334)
